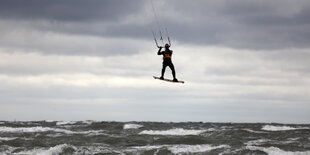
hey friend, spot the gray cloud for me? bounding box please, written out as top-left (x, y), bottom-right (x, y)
top-left (0, 0), bottom-right (143, 22)
top-left (165, 0), bottom-right (310, 49)
top-left (1, 0), bottom-right (310, 53)
top-left (0, 0), bottom-right (151, 56)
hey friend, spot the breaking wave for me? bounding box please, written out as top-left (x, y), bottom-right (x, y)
top-left (123, 123), bottom-right (143, 129)
top-left (0, 137), bottom-right (17, 141)
top-left (262, 125), bottom-right (309, 131)
top-left (130, 144), bottom-right (230, 154)
top-left (242, 128), bottom-right (267, 134)
top-left (168, 144), bottom-right (230, 154)
top-left (139, 128), bottom-right (206, 135)
top-left (16, 144), bottom-right (76, 155)
top-left (0, 126), bottom-right (105, 135)
top-left (0, 126), bottom-right (74, 134)
top-left (247, 146), bottom-right (310, 155)
top-left (56, 121), bottom-right (77, 126)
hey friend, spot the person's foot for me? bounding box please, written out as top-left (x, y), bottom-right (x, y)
top-left (173, 78), bottom-right (178, 82)
top-left (159, 76), bottom-right (164, 80)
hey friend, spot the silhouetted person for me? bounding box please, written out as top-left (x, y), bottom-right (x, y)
top-left (157, 43), bottom-right (178, 82)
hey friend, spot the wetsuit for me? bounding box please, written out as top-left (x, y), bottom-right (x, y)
top-left (157, 47), bottom-right (176, 79)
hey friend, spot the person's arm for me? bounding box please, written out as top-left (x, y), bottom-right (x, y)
top-left (157, 46), bottom-right (163, 55)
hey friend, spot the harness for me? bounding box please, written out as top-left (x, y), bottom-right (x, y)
top-left (163, 54), bottom-right (172, 59)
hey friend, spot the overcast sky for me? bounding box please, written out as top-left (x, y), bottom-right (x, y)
top-left (0, 0), bottom-right (309, 123)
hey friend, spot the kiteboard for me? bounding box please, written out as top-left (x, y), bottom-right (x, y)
top-left (153, 76), bottom-right (184, 84)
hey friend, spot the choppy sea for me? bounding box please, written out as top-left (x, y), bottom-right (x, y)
top-left (0, 121), bottom-right (310, 155)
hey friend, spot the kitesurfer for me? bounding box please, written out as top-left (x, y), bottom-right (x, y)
top-left (157, 43), bottom-right (178, 82)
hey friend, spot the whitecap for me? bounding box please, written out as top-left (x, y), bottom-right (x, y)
top-left (242, 128), bottom-right (267, 134)
top-left (0, 126), bottom-right (75, 134)
top-left (82, 120), bottom-right (94, 125)
top-left (0, 126), bottom-right (106, 135)
top-left (206, 128), bottom-right (217, 132)
top-left (247, 146), bottom-right (310, 155)
top-left (123, 124), bottom-right (143, 129)
top-left (76, 130), bottom-right (106, 136)
top-left (262, 125), bottom-right (309, 131)
top-left (245, 139), bottom-right (271, 146)
top-left (0, 137), bottom-right (17, 141)
top-left (44, 120), bottom-right (55, 123)
top-left (139, 128), bottom-right (205, 136)
top-left (129, 144), bottom-right (230, 154)
top-left (56, 121), bottom-right (77, 126)
top-left (246, 138), bottom-right (300, 146)
top-left (168, 144), bottom-right (230, 154)
top-left (44, 129), bottom-right (107, 137)
top-left (287, 137), bottom-right (300, 141)
top-left (130, 145), bottom-right (164, 151)
top-left (16, 144), bottom-right (76, 155)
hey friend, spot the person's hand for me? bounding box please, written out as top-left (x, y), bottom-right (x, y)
top-left (158, 46), bottom-right (163, 49)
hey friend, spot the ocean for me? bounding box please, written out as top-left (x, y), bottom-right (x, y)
top-left (0, 121), bottom-right (309, 155)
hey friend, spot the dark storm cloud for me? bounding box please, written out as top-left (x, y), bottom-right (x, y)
top-left (0, 0), bottom-right (143, 22)
top-left (1, 0), bottom-right (310, 52)
top-left (164, 0), bottom-right (310, 49)
top-left (0, 0), bottom-right (151, 56)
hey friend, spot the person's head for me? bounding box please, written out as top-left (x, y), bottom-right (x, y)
top-left (164, 43), bottom-right (170, 49)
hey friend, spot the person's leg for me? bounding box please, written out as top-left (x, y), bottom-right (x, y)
top-left (161, 63), bottom-right (167, 79)
top-left (168, 63), bottom-right (177, 80)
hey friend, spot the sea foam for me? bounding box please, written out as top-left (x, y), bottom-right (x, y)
top-left (245, 139), bottom-right (271, 146)
top-left (0, 137), bottom-right (17, 141)
top-left (262, 125), bottom-right (309, 131)
top-left (44, 120), bottom-right (55, 123)
top-left (0, 126), bottom-right (74, 134)
top-left (247, 146), bottom-right (310, 155)
top-left (242, 129), bottom-right (267, 134)
top-left (56, 121), bottom-right (77, 126)
top-left (0, 126), bottom-right (105, 135)
top-left (123, 124), bottom-right (143, 129)
top-left (139, 128), bottom-right (205, 136)
top-left (16, 144), bottom-right (76, 155)
top-left (130, 144), bottom-right (230, 154)
top-left (168, 144), bottom-right (230, 154)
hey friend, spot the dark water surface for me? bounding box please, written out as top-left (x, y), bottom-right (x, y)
top-left (0, 121), bottom-right (310, 154)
